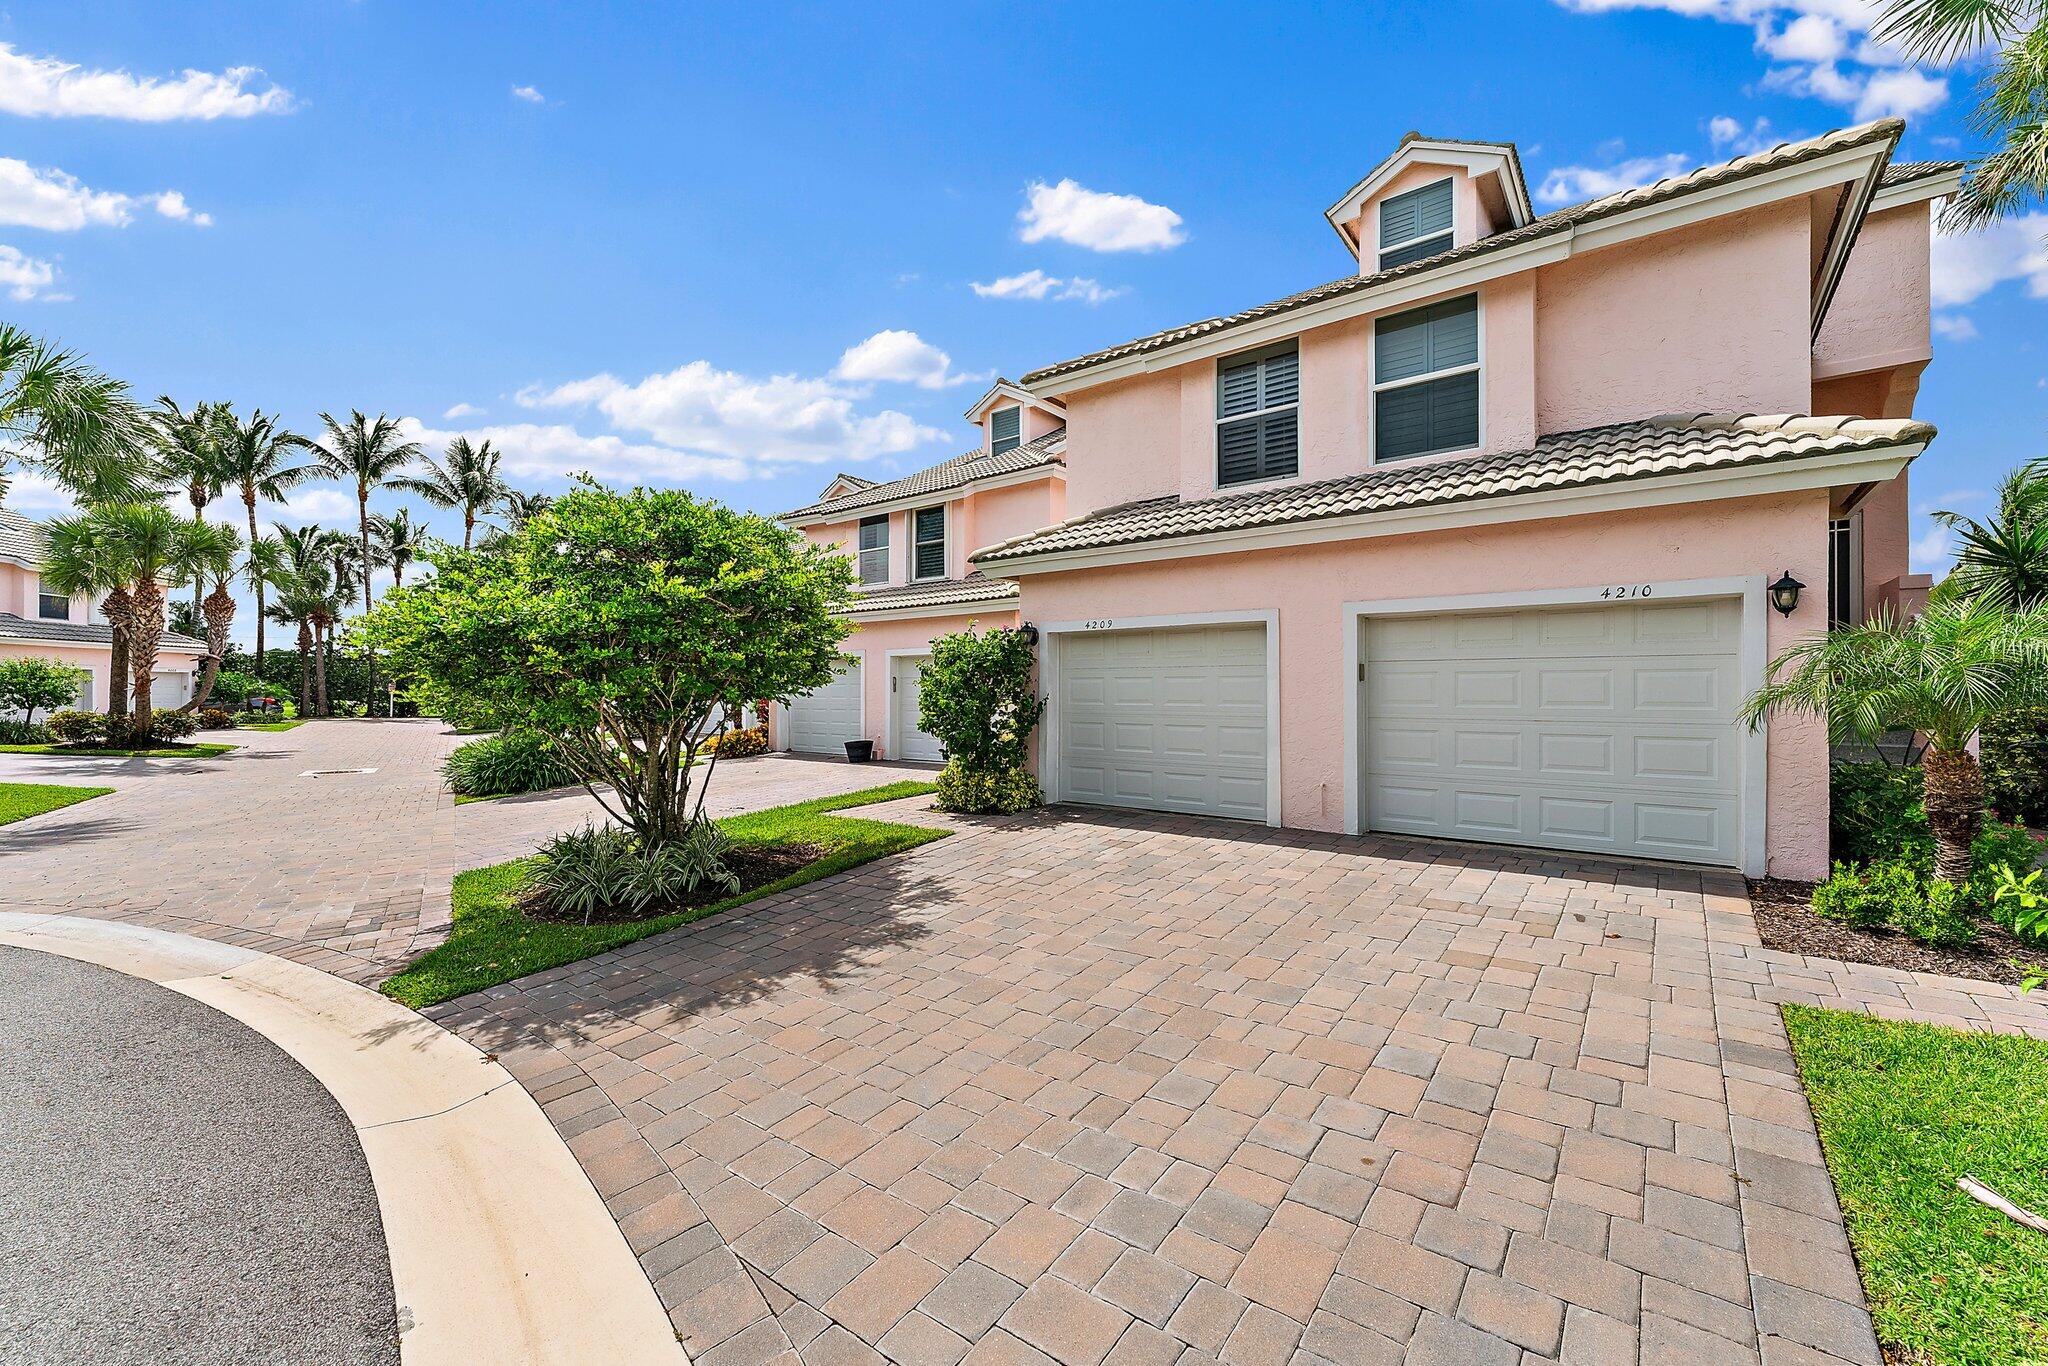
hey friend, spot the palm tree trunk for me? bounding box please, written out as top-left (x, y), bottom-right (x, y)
top-left (317, 622), bottom-right (331, 716)
top-left (189, 495), bottom-right (206, 628)
top-left (245, 489), bottom-right (265, 670)
top-left (1923, 745), bottom-right (1985, 884)
top-left (296, 622), bottom-right (312, 717)
top-left (101, 588), bottom-right (134, 736)
top-left (463, 508), bottom-right (474, 551)
top-left (128, 578), bottom-right (166, 745)
top-left (360, 493), bottom-right (376, 709)
top-left (183, 581), bottom-right (236, 712)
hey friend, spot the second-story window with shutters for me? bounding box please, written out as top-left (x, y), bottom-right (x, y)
top-left (989, 406), bottom-right (1022, 454)
top-left (1215, 343), bottom-right (1300, 488)
top-left (1378, 178), bottom-right (1455, 270)
top-left (913, 506), bottom-right (946, 580)
top-left (1374, 294), bottom-right (1480, 462)
top-left (857, 515), bottom-right (889, 585)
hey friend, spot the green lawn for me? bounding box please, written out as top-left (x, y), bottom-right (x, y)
top-left (236, 718), bottom-right (306, 732)
top-left (1783, 1005), bottom-right (2048, 1365)
top-left (0, 781), bottom-right (112, 825)
top-left (0, 742), bottom-right (239, 758)
top-left (452, 783), bottom-right (581, 806)
top-left (383, 781), bottom-right (941, 1007)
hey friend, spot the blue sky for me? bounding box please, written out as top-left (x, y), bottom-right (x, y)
top-left (3, 2), bottom-right (2043, 641)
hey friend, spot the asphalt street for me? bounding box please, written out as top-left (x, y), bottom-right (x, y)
top-left (0, 945), bottom-right (399, 1365)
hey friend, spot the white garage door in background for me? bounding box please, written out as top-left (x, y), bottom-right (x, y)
top-left (1362, 598), bottom-right (1743, 866)
top-left (890, 655), bottom-right (944, 763)
top-left (785, 659), bottom-right (862, 754)
top-left (1057, 623), bottom-right (1268, 822)
top-left (149, 672), bottom-right (191, 710)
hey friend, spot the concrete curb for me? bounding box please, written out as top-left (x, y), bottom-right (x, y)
top-left (0, 912), bottom-right (686, 1366)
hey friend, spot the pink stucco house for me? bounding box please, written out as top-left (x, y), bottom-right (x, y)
top-left (779, 118), bottom-right (1956, 881)
top-left (0, 506), bottom-right (209, 714)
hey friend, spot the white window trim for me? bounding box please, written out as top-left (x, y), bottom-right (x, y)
top-left (1828, 513), bottom-right (1863, 626)
top-left (857, 515), bottom-right (890, 587)
top-left (1037, 609), bottom-right (1282, 828)
top-left (989, 405), bottom-right (1024, 455)
top-left (1214, 343), bottom-right (1301, 492)
top-left (912, 505), bottom-right (947, 582)
top-left (1367, 293), bottom-right (1485, 466)
top-left (1339, 575), bottom-right (1769, 877)
top-left (1376, 177), bottom-right (1456, 270)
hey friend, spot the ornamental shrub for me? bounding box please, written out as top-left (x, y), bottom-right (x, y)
top-left (705, 725), bottom-right (767, 758)
top-left (1829, 762), bottom-right (1931, 867)
top-left (1967, 820), bottom-right (2042, 914)
top-left (0, 718), bottom-right (47, 744)
top-left (1983, 701), bottom-right (2048, 827)
top-left (149, 709), bottom-right (201, 740)
top-left (918, 626), bottom-right (1044, 774)
top-left (532, 822), bottom-right (739, 924)
top-left (935, 760), bottom-right (1042, 815)
top-left (0, 656), bottom-right (87, 727)
top-left (46, 710), bottom-right (106, 745)
top-left (1891, 877), bottom-right (1978, 949)
top-left (444, 730), bottom-right (578, 797)
top-left (1811, 861), bottom-right (1900, 930)
top-left (196, 707), bottom-right (237, 730)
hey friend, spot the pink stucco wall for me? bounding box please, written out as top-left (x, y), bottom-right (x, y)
top-left (1815, 203), bottom-right (1932, 380)
top-left (0, 640), bottom-right (204, 711)
top-left (1534, 199), bottom-right (1813, 434)
top-left (769, 607), bottom-right (1020, 758)
top-left (1015, 490), bottom-right (1834, 879)
top-left (801, 473), bottom-right (1064, 585)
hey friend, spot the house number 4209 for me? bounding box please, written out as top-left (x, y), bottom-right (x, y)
top-left (1599, 585), bottom-right (1653, 600)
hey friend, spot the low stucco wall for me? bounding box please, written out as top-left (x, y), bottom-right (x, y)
top-left (772, 608), bottom-right (1021, 761)
top-left (1013, 490), bottom-right (1833, 879)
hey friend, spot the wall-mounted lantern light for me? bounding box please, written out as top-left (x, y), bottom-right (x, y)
top-left (1017, 622), bottom-right (1040, 647)
top-left (1768, 571), bottom-right (1805, 617)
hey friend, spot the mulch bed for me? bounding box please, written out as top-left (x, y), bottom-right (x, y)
top-left (1748, 879), bottom-right (2043, 987)
top-left (524, 842), bottom-right (826, 925)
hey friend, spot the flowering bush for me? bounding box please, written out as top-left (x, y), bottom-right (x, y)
top-left (919, 626), bottom-right (1045, 814)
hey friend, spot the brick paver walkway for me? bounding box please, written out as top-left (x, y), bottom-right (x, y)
top-left (11, 721), bottom-right (2045, 1364)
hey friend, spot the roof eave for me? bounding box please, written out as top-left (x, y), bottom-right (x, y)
top-left (782, 461), bottom-right (1064, 527)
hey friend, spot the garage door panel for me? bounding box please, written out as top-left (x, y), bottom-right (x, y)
top-left (787, 659), bottom-right (862, 754)
top-left (890, 656), bottom-right (945, 762)
top-left (1363, 599), bottom-right (1742, 866)
top-left (1059, 624), bottom-right (1268, 823)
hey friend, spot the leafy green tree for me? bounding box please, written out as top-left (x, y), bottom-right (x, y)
top-left (1878, 0), bottom-right (2048, 233)
top-left (391, 436), bottom-right (507, 551)
top-left (1742, 596), bottom-right (2048, 883)
top-left (0, 323), bottom-right (150, 503)
top-left (216, 408), bottom-right (316, 668)
top-left (917, 625), bottom-right (1047, 814)
top-left (0, 657), bottom-right (87, 727)
top-left (359, 483), bottom-right (853, 845)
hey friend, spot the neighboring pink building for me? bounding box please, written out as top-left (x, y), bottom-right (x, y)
top-left (0, 507), bottom-right (208, 714)
top-left (782, 120), bottom-right (1957, 880)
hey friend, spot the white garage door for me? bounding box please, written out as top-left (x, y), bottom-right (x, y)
top-left (1362, 598), bottom-right (1743, 866)
top-left (890, 655), bottom-right (943, 763)
top-left (786, 659), bottom-right (862, 754)
top-left (149, 672), bottom-right (190, 710)
top-left (1057, 624), bottom-right (1267, 822)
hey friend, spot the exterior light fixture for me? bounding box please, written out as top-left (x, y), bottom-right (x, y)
top-left (1768, 571), bottom-right (1804, 617)
top-left (1017, 623), bottom-right (1040, 647)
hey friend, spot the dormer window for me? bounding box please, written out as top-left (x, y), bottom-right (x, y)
top-left (37, 585), bottom-right (70, 620)
top-left (990, 406), bottom-right (1022, 455)
top-left (1378, 178), bottom-right (1454, 271)
top-left (1217, 343), bottom-right (1299, 487)
top-left (913, 506), bottom-right (946, 580)
top-left (857, 515), bottom-right (889, 586)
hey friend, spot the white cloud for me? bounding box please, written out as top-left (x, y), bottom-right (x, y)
top-left (1, 471), bottom-right (75, 510)
top-left (520, 350), bottom-right (945, 468)
top-left (833, 329), bottom-right (975, 390)
top-left (442, 402), bottom-right (482, 419)
top-left (0, 245), bottom-right (61, 301)
top-left (1537, 152), bottom-right (1693, 206)
top-left (1708, 114), bottom-right (1775, 154)
top-left (1931, 313), bottom-right (1978, 341)
top-left (270, 485), bottom-right (360, 528)
top-left (398, 418), bottom-right (752, 484)
top-left (1852, 67), bottom-right (1947, 119)
top-left (1018, 179), bottom-right (1186, 253)
top-left (970, 268), bottom-right (1126, 304)
top-left (0, 158), bottom-right (210, 231)
top-left (511, 84), bottom-right (545, 104)
top-left (1929, 215), bottom-right (2048, 307)
top-left (1910, 521), bottom-right (1954, 573)
top-left (1761, 13), bottom-right (1846, 63)
top-left (0, 42), bottom-right (292, 121)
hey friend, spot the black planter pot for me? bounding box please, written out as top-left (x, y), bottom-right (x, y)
top-left (844, 739), bottom-right (875, 763)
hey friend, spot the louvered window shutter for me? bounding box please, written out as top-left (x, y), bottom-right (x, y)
top-left (1215, 345), bottom-right (1301, 487)
top-left (1377, 179), bottom-right (1454, 270)
top-left (1374, 295), bottom-right (1480, 462)
top-left (990, 407), bottom-right (1022, 454)
top-left (857, 515), bottom-right (889, 584)
top-left (913, 506), bottom-right (946, 579)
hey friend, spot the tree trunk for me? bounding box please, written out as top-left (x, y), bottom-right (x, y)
top-left (128, 578), bottom-right (166, 746)
top-left (101, 587), bottom-right (134, 735)
top-left (296, 621), bottom-right (313, 717)
top-left (360, 492), bottom-right (376, 709)
top-left (463, 509), bottom-right (474, 551)
top-left (1923, 744), bottom-right (1985, 885)
top-left (316, 620), bottom-right (330, 716)
top-left (183, 581), bottom-right (236, 712)
top-left (189, 493), bottom-right (207, 628)
top-left (246, 490), bottom-right (265, 671)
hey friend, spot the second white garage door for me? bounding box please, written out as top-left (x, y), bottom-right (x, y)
top-left (1057, 624), bottom-right (1268, 822)
top-left (890, 655), bottom-right (944, 762)
top-left (1362, 598), bottom-right (1744, 866)
top-left (785, 659), bottom-right (862, 754)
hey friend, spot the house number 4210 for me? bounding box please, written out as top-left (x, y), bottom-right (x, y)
top-left (1599, 585), bottom-right (1653, 600)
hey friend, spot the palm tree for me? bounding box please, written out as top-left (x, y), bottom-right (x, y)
top-left (1742, 596), bottom-right (2048, 883)
top-left (172, 519), bottom-right (243, 711)
top-left (39, 514), bottom-right (134, 730)
top-left (1933, 458), bottom-right (2048, 610)
top-left (94, 503), bottom-right (186, 744)
top-left (313, 411), bottom-right (419, 704)
top-left (151, 397), bottom-right (229, 625)
top-left (502, 488), bottom-right (551, 528)
top-left (265, 577), bottom-right (327, 719)
top-left (216, 409), bottom-right (316, 669)
top-left (371, 509), bottom-right (434, 588)
top-left (0, 323), bottom-right (151, 503)
top-left (391, 436), bottom-right (506, 551)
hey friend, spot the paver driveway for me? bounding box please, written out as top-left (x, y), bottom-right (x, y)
top-left (429, 798), bottom-right (2045, 1366)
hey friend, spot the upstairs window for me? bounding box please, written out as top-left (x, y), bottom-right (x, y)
top-left (857, 515), bottom-right (889, 586)
top-left (37, 587), bottom-right (70, 621)
top-left (1375, 295), bottom-right (1479, 462)
top-left (1216, 343), bottom-right (1300, 487)
top-left (1828, 516), bottom-right (1860, 627)
top-left (989, 406), bottom-right (1022, 455)
top-left (913, 506), bottom-right (947, 580)
top-left (1378, 178), bottom-right (1454, 271)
